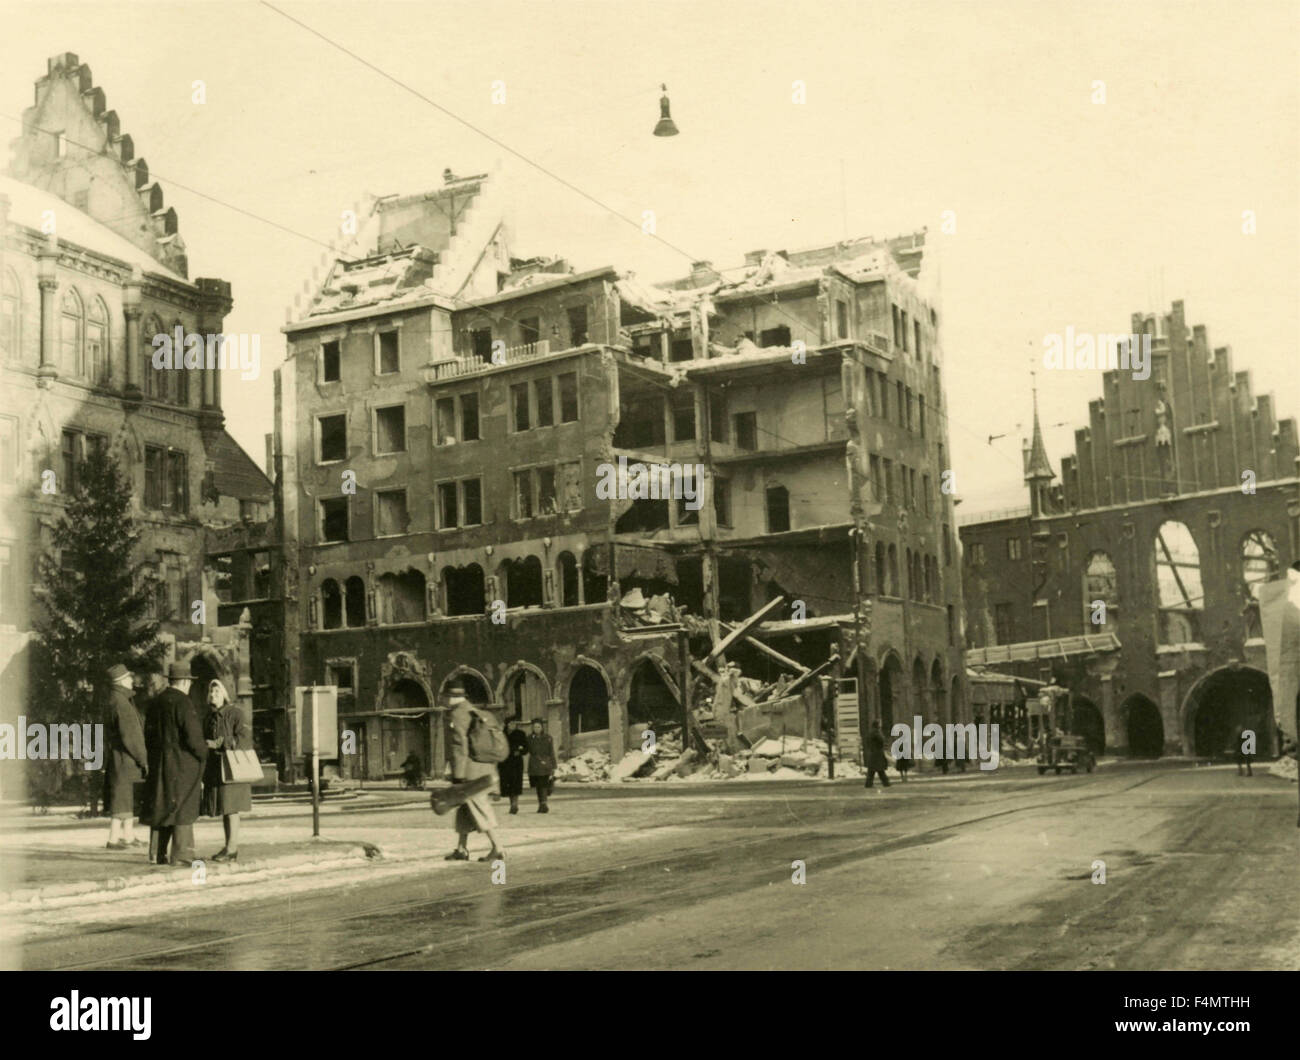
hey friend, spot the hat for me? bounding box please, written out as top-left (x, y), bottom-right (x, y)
top-left (445, 682), bottom-right (466, 697)
top-left (167, 661), bottom-right (192, 680)
top-left (106, 663), bottom-right (129, 681)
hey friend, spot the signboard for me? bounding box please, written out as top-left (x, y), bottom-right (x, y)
top-left (295, 685), bottom-right (339, 758)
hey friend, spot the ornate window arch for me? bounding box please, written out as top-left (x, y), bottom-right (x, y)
top-left (87, 296), bottom-right (109, 384)
top-left (60, 286), bottom-right (84, 375)
top-left (1154, 521), bottom-right (1203, 645)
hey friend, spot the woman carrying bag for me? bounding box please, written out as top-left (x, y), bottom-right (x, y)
top-left (201, 679), bottom-right (253, 862)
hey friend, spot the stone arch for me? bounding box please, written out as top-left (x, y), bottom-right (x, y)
top-left (439, 666), bottom-right (492, 707)
top-left (1181, 664), bottom-right (1273, 759)
top-left (1071, 695), bottom-right (1105, 756)
top-left (568, 661), bottom-right (611, 736)
top-left (1121, 693), bottom-right (1164, 758)
top-left (877, 649), bottom-right (903, 732)
top-left (624, 652), bottom-right (679, 727)
top-left (1154, 520), bottom-right (1203, 645)
top-left (497, 662), bottom-right (552, 723)
top-left (344, 575), bottom-right (367, 627)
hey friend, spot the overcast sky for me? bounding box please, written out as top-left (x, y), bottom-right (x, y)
top-left (3, 0), bottom-right (1296, 512)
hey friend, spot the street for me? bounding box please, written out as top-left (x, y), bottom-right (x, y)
top-left (10, 762), bottom-right (1299, 971)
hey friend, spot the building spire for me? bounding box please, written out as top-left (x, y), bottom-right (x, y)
top-left (1024, 373), bottom-right (1055, 483)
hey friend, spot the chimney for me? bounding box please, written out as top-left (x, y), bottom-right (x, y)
top-left (691, 260), bottom-right (718, 285)
top-left (744, 249), bottom-right (767, 267)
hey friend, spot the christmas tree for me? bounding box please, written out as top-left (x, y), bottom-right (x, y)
top-left (32, 442), bottom-right (164, 731)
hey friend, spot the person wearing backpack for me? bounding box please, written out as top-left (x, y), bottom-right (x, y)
top-left (527, 719), bottom-right (557, 813)
top-left (444, 683), bottom-right (506, 863)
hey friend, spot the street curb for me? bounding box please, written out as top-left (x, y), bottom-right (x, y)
top-left (1, 841), bottom-right (381, 912)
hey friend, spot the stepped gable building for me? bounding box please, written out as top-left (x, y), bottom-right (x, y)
top-left (277, 170), bottom-right (964, 779)
top-left (960, 301), bottom-right (1299, 758)
top-left (0, 54), bottom-right (279, 787)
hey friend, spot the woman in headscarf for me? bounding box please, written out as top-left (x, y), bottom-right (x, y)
top-left (201, 679), bottom-right (253, 861)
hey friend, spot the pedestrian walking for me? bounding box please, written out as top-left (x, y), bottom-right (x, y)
top-left (1229, 723), bottom-right (1254, 777)
top-left (896, 751), bottom-right (913, 782)
top-left (103, 663), bottom-right (147, 850)
top-left (201, 679), bottom-right (252, 862)
top-left (526, 719), bottom-right (556, 813)
top-left (863, 719), bottom-right (891, 789)
top-left (444, 683), bottom-right (506, 863)
top-left (141, 661), bottom-right (207, 866)
top-left (498, 717), bottom-right (529, 814)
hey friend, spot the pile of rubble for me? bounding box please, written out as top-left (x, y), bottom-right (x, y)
top-left (1268, 753), bottom-right (1298, 783)
top-left (553, 748), bottom-right (613, 783)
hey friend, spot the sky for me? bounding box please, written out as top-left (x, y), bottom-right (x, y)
top-left (2, 0), bottom-right (1296, 513)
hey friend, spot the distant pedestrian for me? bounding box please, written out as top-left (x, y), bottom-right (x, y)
top-left (400, 751), bottom-right (425, 789)
top-left (142, 661), bottom-right (207, 866)
top-left (1229, 724), bottom-right (1253, 777)
top-left (103, 663), bottom-right (147, 850)
top-left (444, 684), bottom-right (506, 862)
top-left (201, 679), bottom-right (252, 862)
top-left (526, 719), bottom-right (556, 813)
top-left (863, 720), bottom-right (890, 789)
top-left (896, 752), bottom-right (913, 782)
top-left (498, 717), bottom-right (529, 814)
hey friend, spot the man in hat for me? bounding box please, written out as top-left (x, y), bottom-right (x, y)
top-left (103, 663), bottom-right (148, 850)
top-left (141, 660), bottom-right (207, 865)
top-left (444, 682), bottom-right (506, 863)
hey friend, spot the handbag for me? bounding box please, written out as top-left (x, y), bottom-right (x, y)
top-left (222, 747), bottom-right (263, 783)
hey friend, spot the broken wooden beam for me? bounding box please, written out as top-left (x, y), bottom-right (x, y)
top-left (721, 624), bottom-right (809, 674)
top-left (691, 659), bottom-right (759, 710)
top-left (705, 595), bottom-right (786, 666)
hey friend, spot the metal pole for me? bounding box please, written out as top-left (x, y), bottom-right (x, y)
top-left (678, 629), bottom-right (691, 752)
top-left (310, 687), bottom-right (320, 838)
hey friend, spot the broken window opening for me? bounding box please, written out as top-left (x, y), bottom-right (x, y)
top-left (377, 569), bottom-right (426, 624)
top-left (374, 404), bottom-right (406, 454)
top-left (500, 555), bottom-right (544, 609)
top-left (443, 564), bottom-right (485, 616)
top-left (471, 327), bottom-right (493, 364)
top-left (320, 497), bottom-right (349, 543)
top-left (557, 551), bottom-right (580, 607)
top-left (322, 340), bottom-right (341, 382)
top-left (614, 394), bottom-right (665, 449)
top-left (376, 489), bottom-right (409, 536)
top-left (758, 325), bottom-right (791, 348)
top-left (765, 485), bottom-right (790, 534)
top-left (1155, 520), bottom-right (1203, 645)
top-left (321, 579), bottom-right (343, 630)
top-left (615, 498), bottom-right (670, 534)
top-left (345, 575), bottom-right (367, 627)
top-left (319, 414), bottom-right (346, 463)
top-left (734, 411), bottom-right (758, 451)
top-left (377, 330), bottom-right (400, 374)
top-left (582, 551), bottom-right (608, 605)
top-left (627, 659), bottom-right (678, 727)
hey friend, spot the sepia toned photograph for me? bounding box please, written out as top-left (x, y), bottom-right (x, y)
top-left (0, 0), bottom-right (1296, 1009)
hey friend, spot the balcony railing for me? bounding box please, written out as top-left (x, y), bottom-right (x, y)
top-left (422, 339), bottom-right (552, 382)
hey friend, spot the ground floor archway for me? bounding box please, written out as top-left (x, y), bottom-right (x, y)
top-left (381, 678), bottom-right (431, 775)
top-left (500, 665), bottom-right (550, 724)
top-left (627, 657), bottom-right (678, 728)
top-left (569, 664), bottom-right (610, 736)
top-left (1123, 693), bottom-right (1164, 757)
top-left (1072, 695), bottom-right (1105, 757)
top-left (1184, 666), bottom-right (1273, 759)
top-left (440, 669), bottom-right (491, 707)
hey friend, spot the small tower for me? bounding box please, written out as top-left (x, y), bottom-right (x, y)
top-left (1024, 379), bottom-right (1056, 517)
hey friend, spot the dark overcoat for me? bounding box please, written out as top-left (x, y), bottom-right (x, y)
top-left (497, 728), bottom-right (530, 796)
top-left (864, 728), bottom-right (888, 771)
top-left (103, 685), bottom-right (148, 815)
top-left (202, 705), bottom-right (253, 816)
top-left (142, 687), bottom-right (207, 827)
top-left (526, 731), bottom-right (556, 777)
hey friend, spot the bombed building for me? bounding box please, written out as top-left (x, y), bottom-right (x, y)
top-left (960, 301), bottom-right (1299, 758)
top-left (276, 170), bottom-right (965, 778)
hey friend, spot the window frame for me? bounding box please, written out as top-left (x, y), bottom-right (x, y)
top-left (371, 402), bottom-right (408, 456)
top-left (316, 411), bottom-right (348, 465)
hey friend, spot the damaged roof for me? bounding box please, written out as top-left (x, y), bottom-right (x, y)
top-left (206, 430), bottom-right (272, 503)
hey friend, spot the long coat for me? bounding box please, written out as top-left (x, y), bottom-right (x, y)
top-left (103, 685), bottom-right (147, 815)
top-left (497, 728), bottom-right (530, 796)
top-left (526, 731), bottom-right (556, 777)
top-left (142, 687), bottom-right (207, 827)
top-left (448, 703), bottom-right (497, 834)
top-left (864, 728), bottom-right (888, 771)
top-left (202, 706), bottom-right (253, 817)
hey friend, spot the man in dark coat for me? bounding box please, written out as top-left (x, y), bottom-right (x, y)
top-left (103, 663), bottom-right (148, 850)
top-left (526, 719), bottom-right (557, 813)
top-left (142, 661), bottom-right (207, 865)
top-left (863, 719), bottom-right (891, 789)
top-left (498, 718), bottom-right (530, 814)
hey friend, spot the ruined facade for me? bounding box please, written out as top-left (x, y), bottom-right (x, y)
top-left (960, 301), bottom-right (1299, 757)
top-left (277, 172), bottom-right (964, 778)
top-left (0, 55), bottom-right (278, 788)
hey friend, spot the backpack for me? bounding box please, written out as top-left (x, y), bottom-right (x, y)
top-left (467, 708), bottom-right (510, 764)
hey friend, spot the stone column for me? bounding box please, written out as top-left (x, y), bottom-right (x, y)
top-left (36, 239), bottom-right (59, 384)
top-left (1099, 675), bottom-right (1122, 754)
top-left (1157, 670), bottom-right (1182, 755)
